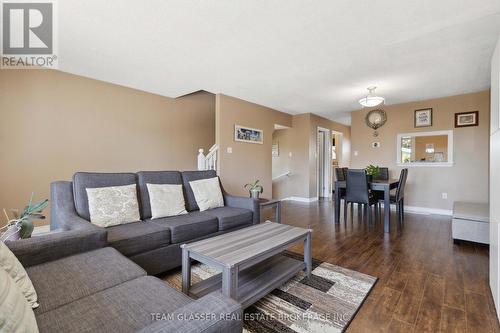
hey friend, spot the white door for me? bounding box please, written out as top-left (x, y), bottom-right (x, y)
top-left (318, 131), bottom-right (325, 197)
top-left (317, 129), bottom-right (331, 198)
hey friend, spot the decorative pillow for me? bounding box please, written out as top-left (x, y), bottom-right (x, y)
top-left (189, 177), bottom-right (224, 211)
top-left (0, 267), bottom-right (39, 333)
top-left (147, 183), bottom-right (188, 219)
top-left (0, 241), bottom-right (38, 308)
top-left (86, 184), bottom-right (141, 227)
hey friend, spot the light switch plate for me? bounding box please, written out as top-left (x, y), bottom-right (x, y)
top-left (227, 147), bottom-right (232, 154)
top-left (354, 151), bottom-right (359, 156)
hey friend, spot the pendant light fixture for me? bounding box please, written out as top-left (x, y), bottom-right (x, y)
top-left (359, 86), bottom-right (385, 108)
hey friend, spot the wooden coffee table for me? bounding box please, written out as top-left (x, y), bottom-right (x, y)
top-left (181, 221), bottom-right (312, 308)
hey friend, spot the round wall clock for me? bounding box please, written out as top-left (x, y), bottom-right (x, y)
top-left (365, 109), bottom-right (387, 137)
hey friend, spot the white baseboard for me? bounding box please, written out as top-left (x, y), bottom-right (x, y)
top-left (281, 198), bottom-right (452, 215)
top-left (282, 196), bottom-right (318, 203)
top-left (405, 206), bottom-right (452, 216)
top-left (380, 203), bottom-right (452, 216)
top-left (32, 225), bottom-right (51, 236)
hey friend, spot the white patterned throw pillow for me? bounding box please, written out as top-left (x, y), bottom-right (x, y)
top-left (0, 267), bottom-right (39, 333)
top-left (147, 183), bottom-right (188, 219)
top-left (0, 241), bottom-right (39, 309)
top-left (189, 177), bottom-right (224, 211)
top-left (86, 184), bottom-right (141, 227)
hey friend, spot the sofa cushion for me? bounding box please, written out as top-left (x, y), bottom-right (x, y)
top-left (204, 207), bottom-right (253, 231)
top-left (27, 247), bottom-right (146, 315)
top-left (0, 241), bottom-right (39, 308)
top-left (189, 177), bottom-right (224, 211)
top-left (107, 222), bottom-right (171, 257)
top-left (0, 268), bottom-right (39, 333)
top-left (148, 211), bottom-right (218, 244)
top-left (137, 171), bottom-right (183, 219)
top-left (73, 172), bottom-right (138, 221)
top-left (86, 184), bottom-right (141, 227)
top-left (35, 276), bottom-right (192, 333)
top-left (181, 170), bottom-right (217, 211)
top-left (147, 184), bottom-right (188, 219)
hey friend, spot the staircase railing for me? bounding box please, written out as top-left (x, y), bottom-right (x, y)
top-left (272, 171), bottom-right (291, 181)
top-left (197, 144), bottom-right (218, 171)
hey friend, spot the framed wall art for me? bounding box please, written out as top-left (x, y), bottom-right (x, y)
top-left (455, 111), bottom-right (479, 128)
top-left (414, 108), bottom-right (433, 128)
top-left (234, 125), bottom-right (263, 144)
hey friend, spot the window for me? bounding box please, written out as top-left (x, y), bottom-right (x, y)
top-left (396, 130), bottom-right (453, 167)
top-left (401, 136), bottom-right (412, 163)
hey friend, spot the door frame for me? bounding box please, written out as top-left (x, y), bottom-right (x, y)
top-left (316, 126), bottom-right (332, 198)
top-left (330, 130), bottom-right (344, 184)
top-left (331, 130), bottom-right (344, 168)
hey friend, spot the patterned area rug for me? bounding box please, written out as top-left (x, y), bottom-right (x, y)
top-left (162, 252), bottom-right (377, 333)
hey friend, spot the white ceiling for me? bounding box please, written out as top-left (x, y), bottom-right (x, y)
top-left (58, 0), bottom-right (500, 125)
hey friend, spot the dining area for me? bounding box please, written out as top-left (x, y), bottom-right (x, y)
top-left (333, 166), bottom-right (408, 233)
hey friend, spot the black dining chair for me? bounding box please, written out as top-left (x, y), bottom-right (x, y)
top-left (372, 167), bottom-right (389, 214)
top-left (373, 167), bottom-right (389, 181)
top-left (335, 168), bottom-right (345, 181)
top-left (379, 168), bottom-right (408, 224)
top-left (345, 169), bottom-right (379, 224)
top-left (334, 168), bottom-right (348, 215)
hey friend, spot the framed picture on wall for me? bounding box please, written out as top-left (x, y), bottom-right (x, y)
top-left (234, 125), bottom-right (264, 144)
top-left (455, 111), bottom-right (479, 128)
top-left (414, 108), bottom-right (433, 128)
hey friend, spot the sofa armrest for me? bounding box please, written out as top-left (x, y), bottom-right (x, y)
top-left (5, 227), bottom-right (107, 268)
top-left (50, 181), bottom-right (103, 232)
top-left (139, 291), bottom-right (242, 333)
top-left (224, 193), bottom-right (260, 224)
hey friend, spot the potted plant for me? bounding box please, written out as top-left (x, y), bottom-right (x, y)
top-left (244, 180), bottom-right (263, 199)
top-left (0, 193), bottom-right (48, 241)
top-left (365, 165), bottom-right (380, 182)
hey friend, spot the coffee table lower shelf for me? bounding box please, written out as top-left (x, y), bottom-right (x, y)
top-left (188, 255), bottom-right (305, 309)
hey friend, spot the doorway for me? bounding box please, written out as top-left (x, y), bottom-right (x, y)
top-left (332, 130), bottom-right (344, 181)
top-left (317, 127), bottom-right (331, 198)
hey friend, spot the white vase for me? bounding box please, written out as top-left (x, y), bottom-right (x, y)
top-left (1, 225), bottom-right (21, 241)
top-left (250, 189), bottom-right (260, 199)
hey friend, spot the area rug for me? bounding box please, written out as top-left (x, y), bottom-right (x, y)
top-left (161, 252), bottom-right (377, 333)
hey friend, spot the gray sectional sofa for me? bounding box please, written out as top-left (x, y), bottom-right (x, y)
top-left (51, 170), bottom-right (260, 274)
top-left (6, 227), bottom-right (242, 333)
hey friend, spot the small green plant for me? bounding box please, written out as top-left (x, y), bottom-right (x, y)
top-left (1, 193), bottom-right (48, 240)
top-left (244, 180), bottom-right (263, 197)
top-left (365, 165), bottom-right (380, 176)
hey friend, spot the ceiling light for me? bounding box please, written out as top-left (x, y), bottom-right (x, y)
top-left (359, 86), bottom-right (385, 108)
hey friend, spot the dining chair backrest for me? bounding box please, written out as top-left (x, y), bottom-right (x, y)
top-left (342, 167), bottom-right (348, 180)
top-left (374, 167), bottom-right (389, 181)
top-left (346, 169), bottom-right (370, 204)
top-left (335, 168), bottom-right (345, 181)
top-left (395, 168), bottom-right (408, 202)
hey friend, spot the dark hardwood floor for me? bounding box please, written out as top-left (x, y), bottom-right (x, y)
top-left (263, 200), bottom-right (499, 333)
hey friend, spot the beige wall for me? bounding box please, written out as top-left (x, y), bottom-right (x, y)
top-left (307, 114), bottom-right (351, 198)
top-left (281, 114), bottom-right (312, 198)
top-left (271, 128), bottom-right (296, 199)
top-left (272, 113), bottom-right (351, 199)
top-left (271, 129), bottom-right (291, 180)
top-left (215, 94), bottom-right (292, 198)
top-left (0, 70), bottom-right (215, 225)
top-left (351, 91), bottom-right (490, 211)
top-left (414, 135), bottom-right (448, 161)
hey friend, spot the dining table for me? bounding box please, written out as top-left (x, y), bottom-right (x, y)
top-left (334, 178), bottom-right (400, 233)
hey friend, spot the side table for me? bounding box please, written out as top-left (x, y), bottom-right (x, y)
top-left (258, 198), bottom-right (281, 223)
